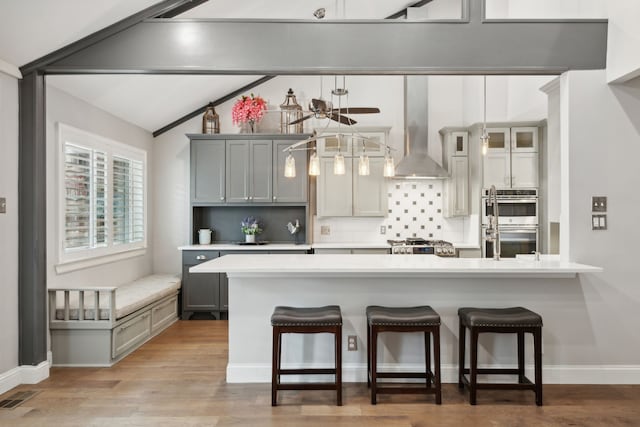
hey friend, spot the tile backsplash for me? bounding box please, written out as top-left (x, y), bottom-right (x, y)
top-left (313, 180), bottom-right (467, 243)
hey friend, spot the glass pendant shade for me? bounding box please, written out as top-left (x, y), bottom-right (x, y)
top-left (280, 88), bottom-right (304, 134)
top-left (284, 152), bottom-right (296, 178)
top-left (358, 155), bottom-right (370, 176)
top-left (308, 151), bottom-right (320, 176)
top-left (481, 128), bottom-right (489, 156)
top-left (202, 103), bottom-right (220, 134)
top-left (383, 154), bottom-right (395, 177)
top-left (333, 153), bottom-right (346, 175)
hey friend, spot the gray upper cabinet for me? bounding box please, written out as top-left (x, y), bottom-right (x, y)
top-left (226, 140), bottom-right (273, 203)
top-left (273, 140), bottom-right (308, 203)
top-left (191, 140), bottom-right (226, 203)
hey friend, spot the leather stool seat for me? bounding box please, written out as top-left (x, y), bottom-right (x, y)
top-left (366, 305), bottom-right (442, 405)
top-left (271, 305), bottom-right (342, 406)
top-left (458, 307), bottom-right (543, 328)
top-left (458, 306), bottom-right (543, 406)
top-left (271, 305), bottom-right (342, 326)
top-left (367, 305), bottom-right (441, 326)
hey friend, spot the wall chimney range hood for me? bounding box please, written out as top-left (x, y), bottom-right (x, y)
top-left (394, 76), bottom-right (449, 179)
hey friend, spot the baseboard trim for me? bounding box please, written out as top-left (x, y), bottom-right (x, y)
top-left (227, 362), bottom-right (640, 384)
top-left (0, 356), bottom-right (51, 395)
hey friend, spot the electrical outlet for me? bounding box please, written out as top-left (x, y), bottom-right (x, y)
top-left (347, 335), bottom-right (357, 351)
top-left (380, 225), bottom-right (386, 235)
top-left (0, 197), bottom-right (5, 214)
top-left (320, 225), bottom-right (331, 235)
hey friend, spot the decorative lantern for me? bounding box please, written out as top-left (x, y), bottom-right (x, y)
top-left (280, 88), bottom-right (303, 134)
top-left (202, 103), bottom-right (220, 134)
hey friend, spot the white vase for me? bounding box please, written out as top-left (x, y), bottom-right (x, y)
top-left (245, 234), bottom-right (256, 243)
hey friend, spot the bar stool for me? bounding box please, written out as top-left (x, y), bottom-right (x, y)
top-left (271, 305), bottom-right (342, 406)
top-left (458, 306), bottom-right (543, 406)
top-left (366, 305), bottom-right (442, 405)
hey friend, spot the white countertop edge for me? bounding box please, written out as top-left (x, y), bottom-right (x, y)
top-left (222, 271), bottom-right (581, 279)
top-left (179, 244), bottom-right (311, 251)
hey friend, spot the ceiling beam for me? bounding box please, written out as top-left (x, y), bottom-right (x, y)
top-left (152, 75), bottom-right (275, 137)
top-left (44, 16), bottom-right (607, 75)
top-left (19, 0), bottom-right (209, 74)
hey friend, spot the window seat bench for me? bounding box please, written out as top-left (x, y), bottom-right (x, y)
top-left (48, 274), bottom-right (181, 367)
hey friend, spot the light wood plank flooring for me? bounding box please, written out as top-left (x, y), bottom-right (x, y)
top-left (2, 320), bottom-right (639, 426)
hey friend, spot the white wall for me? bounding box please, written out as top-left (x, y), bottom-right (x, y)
top-left (564, 70), bottom-right (640, 365)
top-left (606, 2), bottom-right (640, 83)
top-left (0, 72), bottom-right (19, 383)
top-left (45, 85), bottom-right (155, 288)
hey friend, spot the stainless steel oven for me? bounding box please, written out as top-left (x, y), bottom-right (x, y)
top-left (482, 189), bottom-right (538, 226)
top-left (483, 226), bottom-right (538, 259)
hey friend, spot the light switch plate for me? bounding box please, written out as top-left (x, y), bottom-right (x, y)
top-left (0, 197), bottom-right (6, 214)
top-left (592, 196), bottom-right (607, 212)
top-left (320, 225), bottom-right (330, 235)
top-left (592, 214), bottom-right (607, 230)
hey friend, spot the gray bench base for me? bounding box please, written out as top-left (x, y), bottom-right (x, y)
top-left (50, 292), bottom-right (178, 367)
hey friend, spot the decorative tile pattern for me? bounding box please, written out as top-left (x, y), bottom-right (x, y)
top-left (385, 181), bottom-right (444, 240)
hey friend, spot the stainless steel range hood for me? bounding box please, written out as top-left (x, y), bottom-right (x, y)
top-left (394, 76), bottom-right (449, 179)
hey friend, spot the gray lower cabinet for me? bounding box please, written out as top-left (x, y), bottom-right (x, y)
top-left (183, 249), bottom-right (309, 320)
top-left (182, 250), bottom-right (221, 320)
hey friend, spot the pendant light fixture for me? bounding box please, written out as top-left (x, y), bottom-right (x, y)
top-left (284, 150), bottom-right (296, 178)
top-left (308, 150), bottom-right (320, 176)
top-left (333, 152), bottom-right (346, 175)
top-left (481, 76), bottom-right (490, 156)
top-left (383, 148), bottom-right (395, 177)
top-left (358, 141), bottom-right (370, 176)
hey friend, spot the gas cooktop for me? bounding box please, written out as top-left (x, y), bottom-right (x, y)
top-left (386, 238), bottom-right (456, 256)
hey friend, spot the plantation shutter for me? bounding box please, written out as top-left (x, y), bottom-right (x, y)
top-left (113, 156), bottom-right (144, 245)
top-left (63, 143), bottom-right (107, 250)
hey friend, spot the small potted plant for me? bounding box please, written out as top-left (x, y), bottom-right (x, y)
top-left (241, 216), bottom-right (263, 243)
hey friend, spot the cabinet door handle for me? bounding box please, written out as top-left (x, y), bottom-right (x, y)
top-left (196, 255), bottom-right (207, 260)
top-left (249, 196), bottom-right (253, 200)
top-left (245, 196), bottom-right (249, 201)
top-left (273, 196), bottom-right (277, 201)
top-left (220, 197), bottom-right (225, 201)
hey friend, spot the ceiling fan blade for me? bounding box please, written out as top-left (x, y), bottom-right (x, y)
top-left (329, 113), bottom-right (357, 126)
top-left (288, 114), bottom-right (314, 125)
top-left (332, 107), bottom-right (381, 114)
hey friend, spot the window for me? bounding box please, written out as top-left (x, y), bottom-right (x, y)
top-left (58, 123), bottom-right (147, 270)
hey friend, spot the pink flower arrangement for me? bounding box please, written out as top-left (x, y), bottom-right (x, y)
top-left (231, 94), bottom-right (267, 128)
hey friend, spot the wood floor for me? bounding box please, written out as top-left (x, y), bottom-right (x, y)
top-left (2, 320), bottom-right (640, 426)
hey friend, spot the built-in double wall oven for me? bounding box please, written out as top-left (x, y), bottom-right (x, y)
top-left (482, 189), bottom-right (538, 258)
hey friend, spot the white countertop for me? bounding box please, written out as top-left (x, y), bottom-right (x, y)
top-left (190, 254), bottom-right (602, 279)
top-left (311, 242), bottom-right (391, 249)
top-left (179, 243), bottom-right (311, 251)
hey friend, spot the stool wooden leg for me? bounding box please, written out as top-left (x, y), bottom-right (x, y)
top-left (335, 325), bottom-right (342, 406)
top-left (371, 325), bottom-right (378, 405)
top-left (458, 322), bottom-right (466, 390)
top-left (469, 328), bottom-right (479, 405)
top-left (425, 331), bottom-right (432, 388)
top-left (271, 327), bottom-right (280, 406)
top-left (534, 327), bottom-right (543, 406)
top-left (433, 326), bottom-right (442, 405)
top-left (517, 331), bottom-right (525, 383)
top-left (367, 322), bottom-right (371, 388)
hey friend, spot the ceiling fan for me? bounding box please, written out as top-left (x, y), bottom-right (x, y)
top-left (288, 77), bottom-right (380, 126)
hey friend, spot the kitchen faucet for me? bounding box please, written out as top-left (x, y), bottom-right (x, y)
top-left (485, 185), bottom-right (501, 260)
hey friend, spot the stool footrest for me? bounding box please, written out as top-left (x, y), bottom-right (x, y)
top-left (461, 368), bottom-right (521, 375)
top-left (461, 374), bottom-right (535, 388)
top-left (279, 368), bottom-right (336, 375)
top-left (375, 372), bottom-right (431, 379)
top-left (276, 383), bottom-right (338, 391)
top-left (375, 387), bottom-right (439, 395)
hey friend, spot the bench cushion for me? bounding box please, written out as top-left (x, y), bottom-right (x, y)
top-left (54, 274), bottom-right (181, 321)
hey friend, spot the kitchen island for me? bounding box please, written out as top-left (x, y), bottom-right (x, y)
top-left (191, 254), bottom-right (601, 384)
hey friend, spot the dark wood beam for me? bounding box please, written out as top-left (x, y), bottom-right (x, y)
top-left (152, 76), bottom-right (275, 137)
top-left (154, 0), bottom-right (209, 18)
